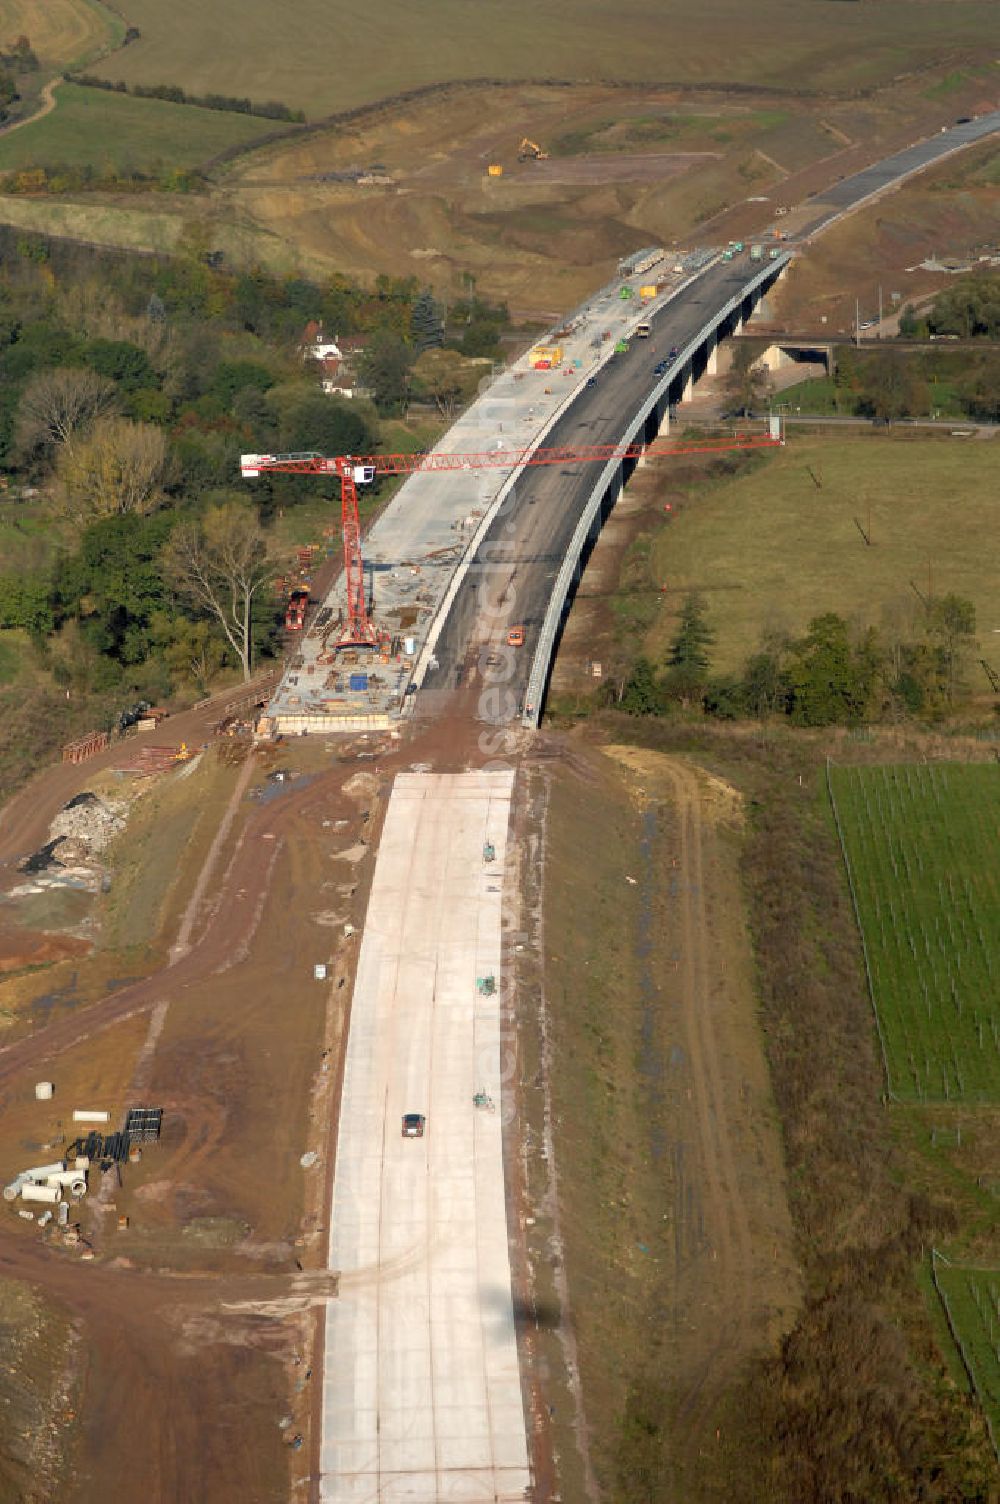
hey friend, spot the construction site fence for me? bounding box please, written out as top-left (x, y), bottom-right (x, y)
top-left (62, 731), bottom-right (111, 764)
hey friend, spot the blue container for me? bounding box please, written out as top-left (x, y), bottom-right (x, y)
top-left (348, 673), bottom-right (369, 692)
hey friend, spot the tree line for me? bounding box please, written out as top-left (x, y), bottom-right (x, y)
top-left (903, 270), bottom-right (1000, 341)
top-left (0, 233), bottom-right (517, 749)
top-left (615, 590), bottom-right (982, 726)
top-left (66, 72), bottom-right (305, 122)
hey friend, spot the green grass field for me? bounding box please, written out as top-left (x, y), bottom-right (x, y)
top-left (87, 0), bottom-right (1000, 118)
top-left (829, 764), bottom-right (1000, 1103)
top-left (933, 1257), bottom-right (1000, 1450)
top-left (645, 439), bottom-right (1000, 674)
top-left (778, 374), bottom-right (966, 420)
top-left (0, 83), bottom-right (279, 175)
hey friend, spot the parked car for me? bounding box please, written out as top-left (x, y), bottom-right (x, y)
top-left (401, 1114), bottom-right (426, 1138)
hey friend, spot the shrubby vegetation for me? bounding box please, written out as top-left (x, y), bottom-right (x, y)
top-left (66, 72), bottom-right (305, 123)
top-left (904, 270), bottom-right (1000, 341)
top-left (0, 232), bottom-right (510, 783)
top-left (0, 36), bottom-right (39, 127)
top-left (616, 590), bottom-right (981, 726)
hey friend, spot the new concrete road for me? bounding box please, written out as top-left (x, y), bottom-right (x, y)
top-left (322, 772), bottom-right (529, 1503)
top-left (426, 255), bottom-right (759, 709)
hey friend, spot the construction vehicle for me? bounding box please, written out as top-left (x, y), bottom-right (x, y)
top-left (517, 137), bottom-right (549, 161)
top-left (241, 428), bottom-right (782, 649)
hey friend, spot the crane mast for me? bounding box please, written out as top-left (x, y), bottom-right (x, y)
top-left (241, 430), bottom-right (781, 648)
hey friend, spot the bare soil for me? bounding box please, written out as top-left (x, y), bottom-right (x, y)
top-left (0, 676), bottom-right (524, 1500)
top-left (208, 73), bottom-right (1000, 311)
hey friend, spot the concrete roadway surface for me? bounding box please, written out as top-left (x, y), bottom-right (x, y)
top-left (322, 771), bottom-right (529, 1503)
top-left (424, 111), bottom-right (1000, 724)
top-left (425, 255), bottom-right (766, 716)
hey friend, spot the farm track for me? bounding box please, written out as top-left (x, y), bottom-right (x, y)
top-left (662, 760), bottom-right (755, 1456)
top-left (0, 77), bottom-right (62, 139)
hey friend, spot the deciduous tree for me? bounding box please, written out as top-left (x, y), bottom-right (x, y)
top-left (723, 339), bottom-right (771, 417)
top-left (163, 502), bottom-right (273, 681)
top-left (358, 330), bottom-right (412, 416)
top-left (57, 417), bottom-right (166, 522)
top-left (16, 366), bottom-right (117, 456)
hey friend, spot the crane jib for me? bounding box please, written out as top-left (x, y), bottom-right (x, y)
top-left (239, 434), bottom-right (779, 479)
top-left (238, 430), bottom-right (781, 646)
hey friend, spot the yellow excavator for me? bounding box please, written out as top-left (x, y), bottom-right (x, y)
top-left (517, 137), bottom-right (549, 162)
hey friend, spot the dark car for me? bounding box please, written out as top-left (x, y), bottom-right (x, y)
top-left (402, 1113), bottom-right (426, 1138)
top-left (586, 375), bottom-right (598, 388)
top-left (653, 360), bottom-right (668, 376)
top-left (668, 345), bottom-right (679, 359)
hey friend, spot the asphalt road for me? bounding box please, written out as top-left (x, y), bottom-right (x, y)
top-left (802, 111), bottom-right (1000, 224)
top-left (428, 255), bottom-right (766, 714)
top-left (428, 110), bottom-right (1000, 722)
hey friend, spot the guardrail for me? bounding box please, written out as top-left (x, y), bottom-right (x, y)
top-left (407, 259), bottom-right (724, 702)
top-left (520, 251), bottom-right (792, 726)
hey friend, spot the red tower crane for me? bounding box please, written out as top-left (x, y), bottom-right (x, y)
top-left (241, 430), bottom-right (781, 647)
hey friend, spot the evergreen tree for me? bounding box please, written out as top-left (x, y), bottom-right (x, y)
top-left (411, 289), bottom-right (444, 352)
top-left (664, 592), bottom-right (714, 700)
top-left (620, 657), bottom-right (663, 716)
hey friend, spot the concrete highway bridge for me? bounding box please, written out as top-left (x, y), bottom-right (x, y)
top-left (310, 109), bottom-right (1000, 1502)
top-left (258, 110), bottom-right (1000, 742)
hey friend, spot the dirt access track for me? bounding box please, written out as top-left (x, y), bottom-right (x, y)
top-left (0, 632), bottom-right (801, 1504)
top-left (0, 685), bottom-right (522, 1500)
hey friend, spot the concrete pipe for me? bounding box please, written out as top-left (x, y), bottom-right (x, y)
top-left (23, 1162), bottom-right (67, 1180)
top-left (45, 1171), bottom-right (87, 1190)
top-left (21, 1184), bottom-right (60, 1205)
